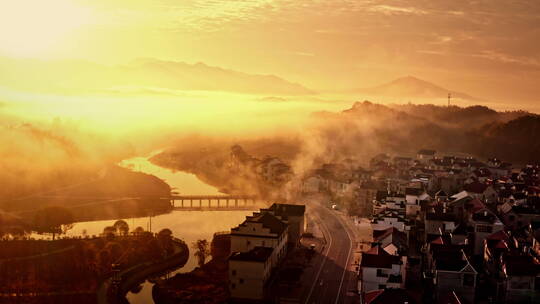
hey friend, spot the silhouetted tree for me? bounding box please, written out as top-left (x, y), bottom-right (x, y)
top-left (102, 226), bottom-right (116, 240)
top-left (192, 239), bottom-right (210, 267)
top-left (157, 228), bottom-right (174, 255)
top-left (113, 220), bottom-right (129, 236)
top-left (32, 206), bottom-right (74, 240)
top-left (132, 226), bottom-right (145, 236)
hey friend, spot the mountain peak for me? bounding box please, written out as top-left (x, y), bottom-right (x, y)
top-left (356, 76), bottom-right (481, 101)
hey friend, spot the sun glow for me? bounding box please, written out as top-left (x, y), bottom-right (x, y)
top-left (0, 0), bottom-right (92, 57)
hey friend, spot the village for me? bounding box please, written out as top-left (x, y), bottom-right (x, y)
top-left (199, 144), bottom-right (540, 303)
top-left (295, 149), bottom-right (540, 303)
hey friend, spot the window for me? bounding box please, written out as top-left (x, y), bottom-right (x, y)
top-left (239, 278), bottom-right (244, 284)
top-left (231, 270), bottom-right (236, 276)
top-left (463, 274), bottom-right (475, 287)
top-left (476, 225), bottom-right (492, 233)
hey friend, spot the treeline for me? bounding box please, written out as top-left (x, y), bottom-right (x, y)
top-left (341, 101), bottom-right (540, 164)
top-left (0, 222), bottom-right (177, 294)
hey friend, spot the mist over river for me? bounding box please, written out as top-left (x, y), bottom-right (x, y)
top-left (63, 153), bottom-right (256, 304)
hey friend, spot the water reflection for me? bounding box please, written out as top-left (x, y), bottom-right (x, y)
top-left (62, 154), bottom-right (256, 304)
top-left (119, 154), bottom-right (221, 196)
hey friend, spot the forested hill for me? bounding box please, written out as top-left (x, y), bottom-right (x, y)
top-left (333, 101), bottom-right (539, 164)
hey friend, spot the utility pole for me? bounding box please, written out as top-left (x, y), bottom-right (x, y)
top-left (448, 93), bottom-right (451, 107)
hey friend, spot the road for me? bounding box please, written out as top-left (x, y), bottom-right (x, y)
top-left (304, 203), bottom-right (355, 304)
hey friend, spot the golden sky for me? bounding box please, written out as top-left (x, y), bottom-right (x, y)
top-left (1, 0), bottom-right (539, 108)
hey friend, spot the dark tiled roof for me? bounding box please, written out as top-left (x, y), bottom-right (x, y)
top-left (373, 227), bottom-right (407, 248)
top-left (486, 230), bottom-right (509, 241)
top-left (452, 224), bottom-right (468, 235)
top-left (361, 245), bottom-right (401, 269)
top-left (405, 187), bottom-right (424, 196)
top-left (229, 246), bottom-right (273, 262)
top-left (464, 181), bottom-right (489, 194)
top-left (250, 212), bottom-right (287, 235)
top-left (234, 212), bottom-right (287, 236)
top-left (504, 255), bottom-right (540, 276)
top-left (268, 203), bottom-right (305, 217)
top-left (426, 210), bottom-right (456, 222)
top-left (435, 190), bottom-right (448, 197)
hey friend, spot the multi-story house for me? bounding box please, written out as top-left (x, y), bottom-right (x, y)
top-left (229, 211), bottom-right (288, 301)
top-left (260, 203), bottom-right (305, 247)
top-left (425, 239), bottom-right (477, 303)
top-left (465, 200), bottom-right (504, 255)
top-left (371, 209), bottom-right (411, 236)
top-left (484, 230), bottom-right (540, 303)
top-left (405, 187), bottom-right (430, 218)
top-left (360, 245), bottom-right (406, 293)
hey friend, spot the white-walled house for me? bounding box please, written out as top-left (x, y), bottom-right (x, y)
top-left (465, 201), bottom-right (504, 255)
top-left (261, 203), bottom-right (306, 246)
top-left (463, 182), bottom-right (498, 204)
top-left (360, 245), bottom-right (406, 293)
top-left (230, 212), bottom-right (288, 267)
top-left (371, 210), bottom-right (411, 235)
top-left (229, 204), bottom-right (307, 302)
top-left (373, 227), bottom-right (408, 255)
top-left (405, 187), bottom-right (430, 217)
top-left (229, 247), bottom-right (274, 300)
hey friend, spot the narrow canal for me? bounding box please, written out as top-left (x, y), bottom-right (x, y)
top-left (64, 153), bottom-right (256, 304)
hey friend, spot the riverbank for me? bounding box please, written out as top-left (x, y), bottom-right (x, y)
top-left (151, 232), bottom-right (230, 303)
top-left (149, 146), bottom-right (290, 199)
top-left (98, 238), bottom-right (189, 304)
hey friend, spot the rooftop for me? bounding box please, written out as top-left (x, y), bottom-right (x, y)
top-left (229, 246), bottom-right (273, 262)
top-left (232, 212), bottom-right (288, 236)
top-left (503, 255), bottom-right (540, 276)
top-left (361, 245), bottom-right (402, 269)
top-left (267, 203), bottom-right (305, 217)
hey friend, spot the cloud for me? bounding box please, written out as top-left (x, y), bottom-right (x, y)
top-left (367, 5), bottom-right (428, 16)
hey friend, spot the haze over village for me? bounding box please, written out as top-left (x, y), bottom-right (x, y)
top-left (1, 1), bottom-right (540, 304)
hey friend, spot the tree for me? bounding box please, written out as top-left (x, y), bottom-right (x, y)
top-left (113, 220), bottom-right (129, 236)
top-left (132, 226), bottom-right (145, 236)
top-left (102, 226), bottom-right (116, 240)
top-left (192, 239), bottom-right (210, 267)
top-left (32, 206), bottom-right (74, 240)
top-left (157, 228), bottom-right (174, 255)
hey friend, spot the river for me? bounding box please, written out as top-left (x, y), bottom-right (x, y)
top-left (62, 153), bottom-right (256, 304)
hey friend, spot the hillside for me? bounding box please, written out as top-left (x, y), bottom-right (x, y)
top-left (317, 101), bottom-right (540, 163)
top-left (391, 104), bottom-right (528, 128)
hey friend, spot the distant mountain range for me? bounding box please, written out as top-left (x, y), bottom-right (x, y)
top-left (355, 76), bottom-right (482, 101)
top-left (121, 58), bottom-right (314, 95)
top-left (0, 57), bottom-right (314, 96)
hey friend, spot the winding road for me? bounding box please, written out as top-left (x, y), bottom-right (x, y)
top-left (304, 203), bottom-right (356, 304)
